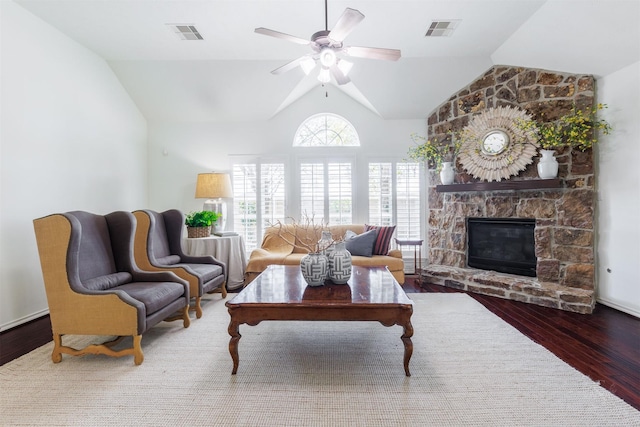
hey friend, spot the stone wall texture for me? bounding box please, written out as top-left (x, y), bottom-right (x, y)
top-left (423, 65), bottom-right (596, 314)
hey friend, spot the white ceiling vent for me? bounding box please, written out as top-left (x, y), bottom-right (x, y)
top-left (425, 20), bottom-right (460, 37)
top-left (167, 24), bottom-right (203, 40)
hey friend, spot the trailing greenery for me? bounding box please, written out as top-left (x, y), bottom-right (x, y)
top-left (406, 130), bottom-right (465, 171)
top-left (185, 211), bottom-right (220, 227)
top-left (516, 103), bottom-right (612, 151)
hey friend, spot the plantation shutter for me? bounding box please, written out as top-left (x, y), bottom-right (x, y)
top-left (232, 164), bottom-right (258, 250)
top-left (368, 163), bottom-right (394, 226)
top-left (395, 163), bottom-right (421, 241)
top-left (300, 162), bottom-right (325, 222)
top-left (300, 161), bottom-right (353, 224)
top-left (261, 163), bottom-right (286, 230)
top-left (327, 162), bottom-right (352, 225)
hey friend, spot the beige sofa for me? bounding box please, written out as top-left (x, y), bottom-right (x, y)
top-left (244, 224), bottom-right (405, 285)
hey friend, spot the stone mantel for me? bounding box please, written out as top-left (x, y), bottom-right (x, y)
top-left (421, 65), bottom-right (596, 314)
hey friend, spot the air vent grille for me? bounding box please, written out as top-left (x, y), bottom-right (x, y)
top-left (167, 24), bottom-right (203, 40)
top-left (425, 20), bottom-right (460, 37)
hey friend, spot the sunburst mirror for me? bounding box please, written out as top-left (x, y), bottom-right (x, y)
top-left (458, 106), bottom-right (538, 182)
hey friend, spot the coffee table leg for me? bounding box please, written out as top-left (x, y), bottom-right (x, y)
top-left (401, 319), bottom-right (414, 377)
top-left (228, 318), bottom-right (241, 374)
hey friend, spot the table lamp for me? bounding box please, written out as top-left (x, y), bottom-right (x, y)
top-left (195, 172), bottom-right (233, 231)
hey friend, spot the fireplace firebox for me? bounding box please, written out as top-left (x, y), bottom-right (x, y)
top-left (467, 218), bottom-right (537, 277)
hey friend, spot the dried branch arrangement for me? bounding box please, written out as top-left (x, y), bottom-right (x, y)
top-left (270, 215), bottom-right (334, 254)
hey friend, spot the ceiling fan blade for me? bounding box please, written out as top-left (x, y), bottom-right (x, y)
top-left (345, 46), bottom-right (402, 61)
top-left (271, 56), bottom-right (309, 75)
top-left (329, 8), bottom-right (364, 42)
top-left (255, 27), bottom-right (310, 45)
top-left (330, 65), bottom-right (351, 85)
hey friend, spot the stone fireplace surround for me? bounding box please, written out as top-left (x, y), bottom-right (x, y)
top-left (421, 65), bottom-right (596, 314)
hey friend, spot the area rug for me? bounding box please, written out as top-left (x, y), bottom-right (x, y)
top-left (1, 293), bottom-right (638, 426)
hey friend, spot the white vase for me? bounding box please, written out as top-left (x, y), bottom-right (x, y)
top-left (327, 241), bottom-right (352, 284)
top-left (537, 149), bottom-right (559, 179)
top-left (300, 253), bottom-right (328, 287)
top-left (318, 231), bottom-right (334, 256)
top-left (439, 162), bottom-right (455, 185)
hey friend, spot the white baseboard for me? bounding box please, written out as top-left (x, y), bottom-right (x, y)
top-left (0, 308), bottom-right (50, 332)
top-left (596, 297), bottom-right (640, 319)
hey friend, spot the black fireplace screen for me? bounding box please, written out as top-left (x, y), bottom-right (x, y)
top-left (467, 218), bottom-right (537, 277)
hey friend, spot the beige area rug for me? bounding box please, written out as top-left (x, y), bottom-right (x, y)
top-left (1, 293), bottom-right (638, 426)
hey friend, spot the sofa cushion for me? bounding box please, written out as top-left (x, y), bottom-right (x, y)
top-left (114, 281), bottom-right (185, 315)
top-left (351, 255), bottom-right (404, 272)
top-left (178, 263), bottom-right (223, 283)
top-left (365, 224), bottom-right (396, 255)
top-left (283, 253), bottom-right (306, 265)
top-left (156, 255), bottom-right (181, 265)
top-left (83, 272), bottom-right (133, 291)
top-left (261, 227), bottom-right (295, 255)
top-left (345, 229), bottom-right (378, 257)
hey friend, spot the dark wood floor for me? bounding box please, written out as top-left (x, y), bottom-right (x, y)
top-left (402, 276), bottom-right (640, 411)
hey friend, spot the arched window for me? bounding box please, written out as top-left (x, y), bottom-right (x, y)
top-left (293, 113), bottom-right (360, 147)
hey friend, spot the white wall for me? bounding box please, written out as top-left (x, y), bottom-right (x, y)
top-left (0, 2), bottom-right (148, 330)
top-left (596, 60), bottom-right (640, 317)
top-left (147, 85), bottom-right (425, 223)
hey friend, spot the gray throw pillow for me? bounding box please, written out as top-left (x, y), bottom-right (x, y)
top-left (344, 229), bottom-right (378, 257)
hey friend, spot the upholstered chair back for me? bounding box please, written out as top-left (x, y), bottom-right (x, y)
top-left (143, 210), bottom-right (188, 265)
top-left (71, 211), bottom-right (118, 284)
top-left (146, 210), bottom-right (173, 261)
top-left (161, 210), bottom-right (187, 256)
top-left (67, 211), bottom-right (140, 292)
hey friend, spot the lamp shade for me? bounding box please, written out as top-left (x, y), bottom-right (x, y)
top-left (195, 173), bottom-right (233, 199)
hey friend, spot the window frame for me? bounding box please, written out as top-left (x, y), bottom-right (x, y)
top-left (293, 112), bottom-right (361, 147)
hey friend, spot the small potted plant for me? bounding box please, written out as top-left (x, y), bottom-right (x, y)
top-left (517, 103), bottom-right (612, 151)
top-left (515, 103), bottom-right (612, 179)
top-left (185, 211), bottom-right (220, 238)
top-left (407, 130), bottom-right (464, 184)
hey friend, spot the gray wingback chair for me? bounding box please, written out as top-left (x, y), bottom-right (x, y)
top-left (133, 209), bottom-right (227, 318)
top-left (33, 211), bottom-right (191, 365)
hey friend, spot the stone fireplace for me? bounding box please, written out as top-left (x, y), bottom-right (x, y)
top-left (420, 65), bottom-right (596, 314)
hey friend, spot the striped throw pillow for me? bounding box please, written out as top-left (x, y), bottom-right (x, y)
top-left (364, 224), bottom-right (396, 255)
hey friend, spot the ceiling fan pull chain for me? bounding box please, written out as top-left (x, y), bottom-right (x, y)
top-left (325, 0), bottom-right (328, 31)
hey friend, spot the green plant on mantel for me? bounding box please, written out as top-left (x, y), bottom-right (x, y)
top-left (516, 103), bottom-right (612, 151)
top-left (185, 211), bottom-right (220, 227)
top-left (407, 130), bottom-right (465, 171)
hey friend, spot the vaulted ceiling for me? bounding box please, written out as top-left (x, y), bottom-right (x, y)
top-left (15, 0), bottom-right (640, 121)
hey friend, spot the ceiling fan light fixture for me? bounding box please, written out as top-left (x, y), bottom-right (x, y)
top-left (337, 59), bottom-right (353, 77)
top-left (318, 68), bottom-right (331, 83)
top-left (319, 48), bottom-right (337, 67)
top-left (256, 4), bottom-right (401, 85)
top-left (300, 57), bottom-right (316, 75)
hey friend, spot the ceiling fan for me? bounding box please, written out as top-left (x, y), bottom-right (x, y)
top-left (255, 0), bottom-right (401, 85)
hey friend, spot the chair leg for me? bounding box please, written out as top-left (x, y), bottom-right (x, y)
top-left (221, 282), bottom-right (227, 298)
top-left (195, 296), bottom-right (203, 319)
top-left (52, 333), bottom-right (63, 363)
top-left (182, 305), bottom-right (191, 328)
top-left (133, 335), bottom-right (144, 365)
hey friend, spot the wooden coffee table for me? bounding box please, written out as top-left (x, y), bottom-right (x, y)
top-left (226, 265), bottom-right (414, 376)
